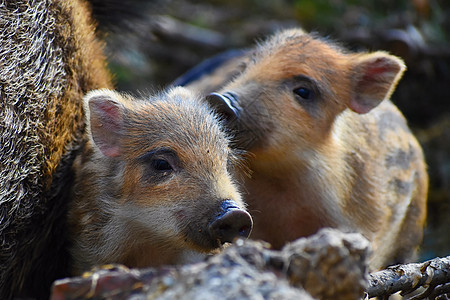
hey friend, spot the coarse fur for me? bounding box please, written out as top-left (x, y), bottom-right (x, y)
top-left (68, 87), bottom-right (248, 275)
top-left (0, 0), bottom-right (112, 298)
top-left (181, 28), bottom-right (428, 271)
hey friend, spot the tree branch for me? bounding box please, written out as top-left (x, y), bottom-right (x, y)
top-left (367, 256), bottom-right (450, 299)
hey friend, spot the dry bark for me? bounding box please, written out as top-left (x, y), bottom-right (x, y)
top-left (367, 256), bottom-right (450, 299)
top-left (51, 228), bottom-right (450, 300)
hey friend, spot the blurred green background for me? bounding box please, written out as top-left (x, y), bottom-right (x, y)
top-left (95, 0), bottom-right (450, 262)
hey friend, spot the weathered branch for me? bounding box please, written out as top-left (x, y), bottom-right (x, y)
top-left (50, 230), bottom-right (450, 300)
top-left (367, 256), bottom-right (450, 299)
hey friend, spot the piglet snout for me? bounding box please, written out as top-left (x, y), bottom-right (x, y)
top-left (208, 200), bottom-right (253, 244)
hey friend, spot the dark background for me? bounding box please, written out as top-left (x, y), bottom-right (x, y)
top-left (94, 0), bottom-right (450, 261)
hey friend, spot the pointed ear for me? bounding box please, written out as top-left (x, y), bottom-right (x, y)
top-left (349, 52), bottom-right (406, 114)
top-left (84, 89), bottom-right (125, 157)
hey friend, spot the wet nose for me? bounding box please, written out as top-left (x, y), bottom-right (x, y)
top-left (208, 200), bottom-right (253, 244)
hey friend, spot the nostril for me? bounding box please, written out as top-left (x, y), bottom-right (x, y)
top-left (239, 224), bottom-right (251, 237)
top-left (208, 208), bottom-right (253, 244)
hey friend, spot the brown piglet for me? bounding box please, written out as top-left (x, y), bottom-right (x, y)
top-left (67, 87), bottom-right (252, 275)
top-left (188, 28), bottom-right (428, 271)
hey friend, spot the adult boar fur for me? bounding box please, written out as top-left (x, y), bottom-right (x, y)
top-left (0, 0), bottom-right (112, 298)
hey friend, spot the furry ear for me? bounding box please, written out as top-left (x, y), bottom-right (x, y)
top-left (84, 89), bottom-right (125, 157)
top-left (349, 52), bottom-right (406, 114)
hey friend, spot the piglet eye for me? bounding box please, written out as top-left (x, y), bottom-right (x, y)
top-left (293, 87), bottom-right (314, 100)
top-left (152, 159), bottom-right (173, 171)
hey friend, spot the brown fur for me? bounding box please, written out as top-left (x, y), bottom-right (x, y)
top-left (186, 29), bottom-right (428, 271)
top-left (0, 0), bottom-right (112, 298)
top-left (68, 87), bottom-right (248, 275)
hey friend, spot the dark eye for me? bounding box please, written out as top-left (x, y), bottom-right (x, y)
top-left (293, 87), bottom-right (314, 100)
top-left (151, 159), bottom-right (173, 171)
